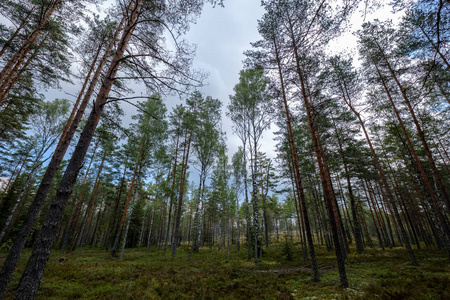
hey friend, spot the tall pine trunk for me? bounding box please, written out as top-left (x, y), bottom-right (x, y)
top-left (172, 131), bottom-right (192, 257)
top-left (375, 64), bottom-right (450, 252)
top-left (13, 2), bottom-right (142, 298)
top-left (242, 141), bottom-right (252, 260)
top-left (332, 120), bottom-right (364, 253)
top-left (0, 12), bottom-right (125, 295)
top-left (163, 136), bottom-right (180, 254)
top-left (0, 0), bottom-right (62, 98)
top-left (120, 179), bottom-right (140, 259)
top-left (250, 133), bottom-right (259, 263)
top-left (272, 35), bottom-right (319, 281)
top-left (378, 48), bottom-right (449, 209)
top-left (340, 75), bottom-right (418, 264)
top-left (288, 24), bottom-right (348, 285)
top-left (111, 139), bottom-right (145, 257)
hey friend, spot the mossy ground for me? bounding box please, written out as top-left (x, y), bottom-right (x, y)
top-left (1, 242), bottom-right (449, 299)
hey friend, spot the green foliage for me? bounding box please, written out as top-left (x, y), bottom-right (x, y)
top-left (1, 243), bottom-right (448, 299)
top-left (0, 174), bottom-right (25, 227)
top-left (0, 74), bottom-right (39, 147)
top-left (0, 239), bottom-right (12, 252)
top-left (281, 236), bottom-right (294, 261)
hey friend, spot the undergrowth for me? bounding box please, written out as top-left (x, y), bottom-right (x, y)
top-left (0, 242), bottom-right (448, 299)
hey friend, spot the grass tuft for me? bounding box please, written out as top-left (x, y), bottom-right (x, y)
top-left (0, 243), bottom-right (448, 299)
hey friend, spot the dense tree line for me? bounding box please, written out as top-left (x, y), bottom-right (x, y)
top-left (0, 0), bottom-right (448, 298)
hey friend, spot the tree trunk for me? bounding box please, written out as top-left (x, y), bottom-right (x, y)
top-left (0, 12), bottom-right (125, 297)
top-left (163, 135), bottom-right (180, 254)
top-left (290, 32), bottom-right (347, 285)
top-left (375, 64), bottom-right (450, 250)
top-left (261, 161), bottom-right (270, 248)
top-left (289, 161), bottom-right (307, 260)
top-left (363, 181), bottom-right (384, 250)
top-left (340, 75), bottom-right (417, 264)
top-left (79, 152), bottom-right (105, 248)
top-left (0, 0), bottom-right (62, 97)
top-left (332, 120), bottom-right (364, 253)
top-left (171, 130), bottom-right (193, 257)
top-left (107, 164), bottom-right (128, 250)
top-left (147, 203), bottom-right (156, 248)
top-left (189, 172), bottom-right (204, 258)
top-left (366, 181), bottom-right (388, 248)
top-left (120, 181), bottom-right (139, 259)
top-left (65, 140), bottom-right (99, 251)
top-left (111, 139), bottom-right (145, 257)
top-left (250, 133), bottom-right (259, 263)
top-left (243, 142), bottom-right (251, 260)
top-left (236, 193), bottom-right (240, 251)
top-left (13, 2), bottom-right (142, 297)
top-left (90, 200), bottom-right (105, 248)
top-left (0, 7), bottom-right (36, 59)
top-left (272, 35), bottom-right (320, 281)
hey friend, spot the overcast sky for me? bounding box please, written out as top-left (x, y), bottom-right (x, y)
top-left (181, 0), bottom-right (269, 158)
top-left (172, 0), bottom-right (397, 161)
top-left (44, 0), bottom-right (397, 168)
top-left (45, 0), bottom-right (268, 162)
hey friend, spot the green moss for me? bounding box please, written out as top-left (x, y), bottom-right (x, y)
top-left (0, 244), bottom-right (448, 299)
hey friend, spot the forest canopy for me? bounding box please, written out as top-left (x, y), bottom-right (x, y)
top-left (0, 0), bottom-right (448, 299)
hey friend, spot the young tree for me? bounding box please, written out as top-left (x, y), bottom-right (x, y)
top-left (111, 95), bottom-right (168, 258)
top-left (229, 67), bottom-right (272, 263)
top-left (187, 92), bottom-right (222, 257)
top-left (227, 100), bottom-right (252, 260)
top-left (231, 148), bottom-right (245, 251)
top-left (171, 97), bottom-right (196, 257)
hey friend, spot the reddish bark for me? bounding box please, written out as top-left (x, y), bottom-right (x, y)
top-left (0, 0), bottom-right (61, 97)
top-left (273, 35), bottom-right (320, 281)
top-left (111, 138), bottom-right (145, 257)
top-left (13, 1), bottom-right (143, 297)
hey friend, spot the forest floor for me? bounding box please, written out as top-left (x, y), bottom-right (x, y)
top-left (1, 241), bottom-right (449, 299)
